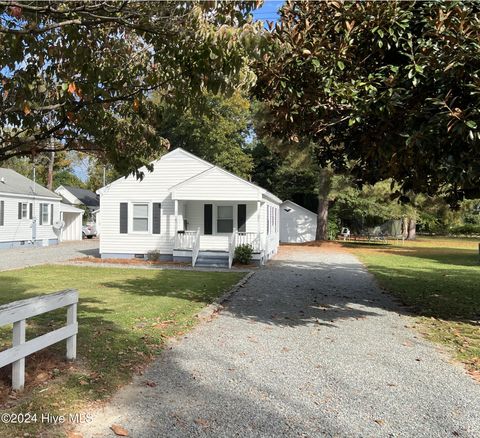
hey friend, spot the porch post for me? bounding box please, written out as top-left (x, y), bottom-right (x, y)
top-left (174, 200), bottom-right (178, 235)
top-left (257, 201), bottom-right (261, 251)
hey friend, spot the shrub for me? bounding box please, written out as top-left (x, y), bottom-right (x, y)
top-left (234, 244), bottom-right (253, 265)
top-left (449, 224), bottom-right (480, 236)
top-left (146, 250), bottom-right (161, 262)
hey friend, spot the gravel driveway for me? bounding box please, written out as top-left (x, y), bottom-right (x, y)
top-left (79, 245), bottom-right (480, 438)
top-left (0, 240), bottom-right (98, 271)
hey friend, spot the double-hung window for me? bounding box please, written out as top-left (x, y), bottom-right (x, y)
top-left (132, 203), bottom-right (149, 232)
top-left (40, 203), bottom-right (49, 225)
top-left (217, 206), bottom-right (233, 233)
top-left (21, 203), bottom-right (28, 219)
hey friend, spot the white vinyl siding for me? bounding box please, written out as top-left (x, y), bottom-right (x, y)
top-left (0, 195), bottom-right (60, 244)
top-left (98, 150), bottom-right (211, 256)
top-left (98, 148), bottom-right (281, 259)
top-left (172, 167), bottom-right (262, 201)
top-left (280, 200), bottom-right (317, 243)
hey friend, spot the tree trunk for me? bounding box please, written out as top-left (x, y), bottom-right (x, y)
top-left (315, 167), bottom-right (333, 240)
top-left (407, 217), bottom-right (416, 240)
top-left (401, 216), bottom-right (409, 239)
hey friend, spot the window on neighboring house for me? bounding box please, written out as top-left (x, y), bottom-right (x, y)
top-left (40, 203), bottom-right (50, 225)
top-left (132, 203), bottom-right (149, 232)
top-left (217, 206), bottom-right (233, 233)
top-left (18, 202), bottom-right (28, 219)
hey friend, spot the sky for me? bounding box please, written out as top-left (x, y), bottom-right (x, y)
top-left (251, 0), bottom-right (283, 24)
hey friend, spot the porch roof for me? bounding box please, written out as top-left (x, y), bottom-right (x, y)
top-left (170, 166), bottom-right (281, 204)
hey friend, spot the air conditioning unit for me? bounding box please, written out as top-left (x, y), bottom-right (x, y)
top-left (53, 220), bottom-right (65, 230)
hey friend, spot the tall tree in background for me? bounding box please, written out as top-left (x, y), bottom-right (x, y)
top-left (254, 1), bottom-right (480, 238)
top-left (0, 1), bottom-right (263, 176)
top-left (155, 91), bottom-right (254, 179)
top-left (2, 151), bottom-right (83, 188)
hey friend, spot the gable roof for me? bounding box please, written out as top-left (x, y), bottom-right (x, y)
top-left (96, 147), bottom-right (282, 204)
top-left (281, 200), bottom-right (317, 216)
top-left (60, 186), bottom-right (99, 207)
top-left (0, 168), bottom-right (60, 199)
top-left (169, 149), bottom-right (282, 204)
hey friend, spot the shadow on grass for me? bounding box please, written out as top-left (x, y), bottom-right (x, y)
top-left (0, 274), bottom-right (153, 403)
top-left (101, 270), bottom-right (241, 303)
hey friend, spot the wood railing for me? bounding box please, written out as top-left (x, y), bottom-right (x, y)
top-left (0, 289), bottom-right (78, 390)
top-left (236, 232), bottom-right (262, 252)
top-left (192, 228), bottom-right (201, 267)
top-left (174, 230), bottom-right (198, 250)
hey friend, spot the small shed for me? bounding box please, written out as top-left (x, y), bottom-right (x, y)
top-left (59, 203), bottom-right (83, 241)
top-left (280, 200), bottom-right (317, 243)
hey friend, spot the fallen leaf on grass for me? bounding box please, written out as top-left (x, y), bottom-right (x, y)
top-left (374, 419), bottom-right (385, 426)
top-left (194, 418), bottom-right (210, 428)
top-left (111, 424), bottom-right (129, 436)
top-left (143, 380), bottom-right (157, 387)
top-left (67, 432), bottom-right (84, 438)
top-left (36, 372), bottom-right (49, 382)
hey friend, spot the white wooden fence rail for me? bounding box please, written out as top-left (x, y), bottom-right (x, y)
top-left (0, 289), bottom-right (78, 391)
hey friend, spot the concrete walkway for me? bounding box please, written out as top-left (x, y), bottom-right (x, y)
top-left (0, 240), bottom-right (98, 271)
top-left (79, 246), bottom-right (480, 438)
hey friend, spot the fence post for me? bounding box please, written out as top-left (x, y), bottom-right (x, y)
top-left (66, 303), bottom-right (77, 360)
top-left (12, 319), bottom-right (26, 391)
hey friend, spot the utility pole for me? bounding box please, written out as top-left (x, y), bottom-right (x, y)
top-left (47, 137), bottom-right (55, 190)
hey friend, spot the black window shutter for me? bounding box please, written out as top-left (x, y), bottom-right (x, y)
top-left (18, 202), bottom-right (22, 219)
top-left (238, 204), bottom-right (246, 233)
top-left (204, 204), bottom-right (212, 235)
top-left (29, 203), bottom-right (33, 219)
top-left (50, 204), bottom-right (54, 225)
top-left (152, 203), bottom-right (161, 234)
top-left (39, 204), bottom-right (43, 225)
top-left (0, 201), bottom-right (4, 226)
top-left (120, 203), bottom-right (128, 234)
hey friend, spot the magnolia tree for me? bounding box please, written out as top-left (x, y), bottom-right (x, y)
top-left (254, 0), bottom-right (480, 239)
top-left (0, 0), bottom-right (262, 176)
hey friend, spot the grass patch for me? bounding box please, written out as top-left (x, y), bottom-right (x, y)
top-left (346, 237), bottom-right (480, 378)
top-left (0, 265), bottom-right (244, 436)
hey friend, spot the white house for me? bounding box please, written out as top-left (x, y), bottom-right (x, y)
top-left (0, 168), bottom-right (83, 249)
top-left (55, 185), bottom-right (99, 220)
top-left (280, 200), bottom-right (317, 243)
top-left (97, 148), bottom-right (282, 267)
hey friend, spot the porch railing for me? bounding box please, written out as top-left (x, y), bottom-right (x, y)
top-left (192, 228), bottom-right (201, 267)
top-left (174, 230), bottom-right (197, 250)
top-left (236, 232), bottom-right (262, 252)
top-left (228, 232), bottom-right (236, 269)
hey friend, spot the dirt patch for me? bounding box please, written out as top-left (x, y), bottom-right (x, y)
top-left (71, 257), bottom-right (190, 267)
top-left (0, 349), bottom-right (79, 407)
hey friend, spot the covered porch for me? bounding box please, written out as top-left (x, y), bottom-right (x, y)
top-left (172, 200), bottom-right (266, 267)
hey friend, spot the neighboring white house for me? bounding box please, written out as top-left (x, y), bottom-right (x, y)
top-left (280, 200), bottom-right (317, 243)
top-left (97, 148), bottom-right (282, 267)
top-left (55, 185), bottom-right (99, 220)
top-left (0, 168), bottom-right (83, 248)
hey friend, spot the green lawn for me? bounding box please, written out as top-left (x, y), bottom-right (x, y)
top-left (346, 237), bottom-right (480, 378)
top-left (0, 265), bottom-right (244, 436)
